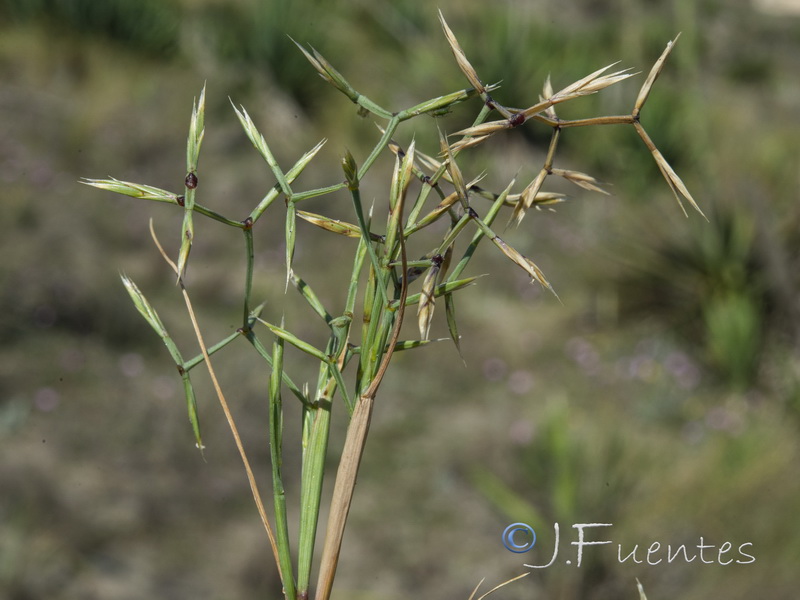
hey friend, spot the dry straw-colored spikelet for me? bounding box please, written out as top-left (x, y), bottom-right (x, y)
top-left (417, 254), bottom-right (442, 340)
top-left (438, 9), bottom-right (485, 95)
top-left (630, 34), bottom-right (706, 219)
top-left (551, 168), bottom-right (610, 195)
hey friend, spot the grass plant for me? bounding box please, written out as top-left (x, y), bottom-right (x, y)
top-left (82, 12), bottom-right (701, 599)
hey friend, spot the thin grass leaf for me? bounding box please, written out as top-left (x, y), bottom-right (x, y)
top-left (258, 318), bottom-right (329, 364)
top-left (183, 329), bottom-right (244, 371)
top-left (120, 273), bottom-right (168, 338)
top-left (288, 138), bottom-right (327, 180)
top-left (398, 276), bottom-right (482, 308)
top-left (397, 85), bottom-right (493, 120)
top-left (361, 263), bottom-right (377, 358)
top-left (286, 200), bottom-right (297, 290)
top-left (345, 236), bottom-right (369, 337)
top-left (249, 138), bottom-right (327, 223)
top-left (326, 316), bottom-right (354, 412)
top-left (290, 272), bottom-right (333, 324)
top-left (245, 328), bottom-right (310, 407)
top-left (345, 156), bottom-right (389, 309)
top-left (358, 116), bottom-right (400, 181)
top-left (348, 338), bottom-right (446, 354)
top-left (176, 199), bottom-right (195, 281)
top-left (177, 85), bottom-right (206, 280)
top-left (120, 273), bottom-right (186, 365)
top-left (634, 34), bottom-right (680, 117)
top-left (231, 102), bottom-right (291, 196)
top-left (297, 385), bottom-right (332, 598)
top-left (435, 214), bottom-right (472, 259)
top-left (444, 292), bottom-right (463, 359)
top-left (180, 371), bottom-right (204, 452)
top-left (297, 312), bottom-right (352, 593)
top-left (393, 338), bottom-right (441, 351)
top-left (267, 335), bottom-right (295, 600)
top-left (296, 209), bottom-right (383, 241)
top-left (80, 178), bottom-right (179, 203)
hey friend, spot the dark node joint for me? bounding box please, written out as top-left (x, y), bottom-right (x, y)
top-left (176, 365), bottom-right (185, 375)
top-left (485, 95), bottom-right (496, 110)
top-left (422, 175), bottom-right (432, 185)
top-left (242, 217), bottom-right (254, 229)
top-left (185, 172), bottom-right (198, 189)
top-left (176, 195), bottom-right (185, 207)
top-left (508, 112), bottom-right (526, 127)
top-left (467, 207), bottom-right (479, 219)
top-left (397, 149), bottom-right (406, 159)
top-left (431, 254), bottom-right (444, 268)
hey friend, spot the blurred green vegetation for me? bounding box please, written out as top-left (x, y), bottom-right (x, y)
top-left (2, 0), bottom-right (799, 599)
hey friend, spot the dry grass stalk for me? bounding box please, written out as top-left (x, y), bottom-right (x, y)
top-left (149, 220), bottom-right (281, 579)
top-left (467, 573), bottom-right (531, 600)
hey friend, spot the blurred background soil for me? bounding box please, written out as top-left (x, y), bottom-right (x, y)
top-left (1, 1), bottom-right (799, 598)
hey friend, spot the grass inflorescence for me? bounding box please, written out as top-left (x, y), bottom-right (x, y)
top-left (82, 11), bottom-right (701, 600)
